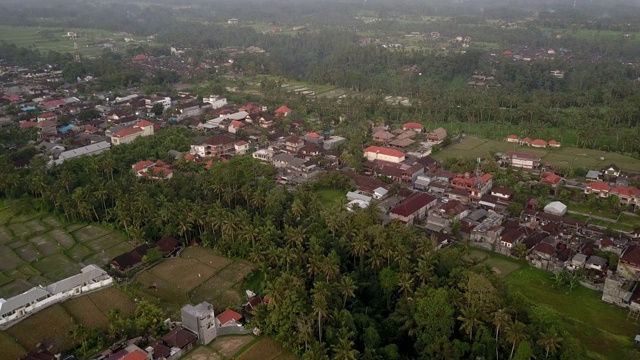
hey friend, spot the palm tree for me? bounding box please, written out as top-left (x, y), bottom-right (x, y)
top-left (505, 321), bottom-right (529, 359)
top-left (537, 326), bottom-right (563, 358)
top-left (296, 316), bottom-right (313, 352)
top-left (397, 272), bottom-right (414, 297)
top-left (493, 309), bottom-right (510, 360)
top-left (312, 286), bottom-right (329, 342)
top-left (331, 337), bottom-right (359, 360)
top-left (458, 305), bottom-right (482, 340)
top-left (350, 234), bottom-right (370, 269)
top-left (336, 276), bottom-right (357, 308)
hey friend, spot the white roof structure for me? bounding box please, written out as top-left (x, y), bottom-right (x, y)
top-left (544, 201), bottom-right (567, 216)
top-left (51, 141), bottom-right (111, 166)
top-left (374, 187), bottom-right (388, 198)
top-left (218, 111), bottom-right (248, 121)
top-left (0, 287), bottom-right (50, 317)
top-left (347, 191), bottom-right (373, 203)
top-left (45, 265), bottom-right (109, 295)
top-left (347, 199), bottom-right (370, 211)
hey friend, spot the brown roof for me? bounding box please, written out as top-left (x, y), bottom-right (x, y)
top-left (149, 341), bottom-right (171, 360)
top-left (501, 228), bottom-right (524, 244)
top-left (533, 242), bottom-right (556, 256)
top-left (622, 244), bottom-right (640, 267)
top-left (156, 236), bottom-right (179, 255)
top-left (491, 185), bottom-right (514, 196)
top-left (162, 328), bottom-right (198, 349)
top-left (390, 192), bottom-right (437, 217)
top-left (217, 309), bottom-right (243, 325)
top-left (203, 135), bottom-right (235, 146)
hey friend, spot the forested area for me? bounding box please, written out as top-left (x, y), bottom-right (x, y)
top-left (0, 128), bottom-right (587, 359)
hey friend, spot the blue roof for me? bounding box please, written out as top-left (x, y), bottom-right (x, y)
top-left (21, 106), bottom-right (37, 111)
top-left (59, 124), bottom-right (74, 133)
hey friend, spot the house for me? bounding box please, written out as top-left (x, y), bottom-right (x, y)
top-left (585, 256), bottom-right (607, 271)
top-left (203, 95), bottom-right (227, 109)
top-left (403, 122), bottom-right (424, 132)
top-left (235, 141), bottom-right (249, 155)
top-left (390, 138), bottom-right (415, 148)
top-left (19, 121), bottom-right (37, 129)
top-left (611, 187), bottom-right (640, 206)
top-left (491, 186), bottom-right (514, 201)
top-left (144, 96), bottom-right (171, 110)
top-left (156, 236), bottom-right (180, 257)
top-left (500, 228), bottom-right (526, 249)
top-left (413, 175), bottom-right (431, 190)
top-left (323, 136), bottom-right (346, 150)
top-left (363, 146), bottom-right (405, 163)
top-left (372, 130), bottom-right (395, 144)
top-left (571, 253), bottom-right (588, 268)
top-left (50, 141), bottom-right (111, 166)
top-left (450, 173), bottom-right (493, 200)
top-left (427, 127), bottom-right (447, 142)
top-left (111, 244), bottom-right (151, 272)
top-left (530, 139), bottom-right (548, 148)
top-left (370, 160), bottom-right (424, 183)
top-left (275, 105), bottom-right (292, 118)
top-left (389, 192), bottom-right (437, 225)
top-left (190, 135), bottom-right (235, 158)
top-left (540, 172), bottom-right (563, 188)
top-left (585, 181), bottom-right (611, 197)
top-left (304, 132), bottom-right (324, 145)
top-left (37, 120), bottom-right (57, 137)
top-left (132, 160), bottom-right (173, 180)
top-left (347, 191), bottom-right (373, 203)
top-left (0, 265), bottom-right (112, 328)
top-left (228, 120), bottom-right (245, 134)
top-left (252, 148), bottom-right (274, 162)
top-left (503, 151), bottom-right (541, 170)
top-left (586, 170), bottom-right (601, 182)
top-left (373, 187), bottom-right (388, 200)
top-left (272, 153), bottom-right (317, 179)
top-left (284, 136), bottom-right (305, 153)
top-left (506, 135), bottom-right (519, 143)
top-left (601, 164), bottom-right (621, 178)
top-left (181, 302), bottom-right (217, 345)
top-left (111, 120), bottom-right (155, 146)
top-left (620, 245), bottom-right (640, 277)
top-left (37, 112), bottom-right (57, 122)
top-left (548, 140), bottom-right (561, 148)
top-left (162, 327), bottom-right (198, 351)
top-left (216, 309), bottom-right (243, 327)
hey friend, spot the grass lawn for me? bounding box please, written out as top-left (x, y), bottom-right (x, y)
top-left (434, 135), bottom-right (640, 171)
top-left (507, 267), bottom-right (640, 359)
top-left (236, 338), bottom-right (284, 360)
top-left (314, 188), bottom-right (345, 204)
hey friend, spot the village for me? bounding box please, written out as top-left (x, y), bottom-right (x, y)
top-left (3, 41), bottom-right (640, 359)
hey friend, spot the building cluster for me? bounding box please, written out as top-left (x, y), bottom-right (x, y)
top-left (505, 134), bottom-right (562, 148)
top-left (0, 265), bottom-right (112, 329)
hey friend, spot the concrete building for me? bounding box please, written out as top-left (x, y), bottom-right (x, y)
top-left (181, 302), bottom-right (217, 345)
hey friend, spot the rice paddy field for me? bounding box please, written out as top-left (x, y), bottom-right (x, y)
top-left (0, 25), bottom-right (152, 58)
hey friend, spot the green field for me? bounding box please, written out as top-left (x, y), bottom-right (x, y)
top-left (0, 205), bottom-right (135, 299)
top-left (470, 248), bottom-right (640, 360)
top-left (314, 188), bottom-right (346, 204)
top-left (134, 247), bottom-right (254, 316)
top-left (0, 25), bottom-right (151, 58)
top-left (434, 135), bottom-right (640, 171)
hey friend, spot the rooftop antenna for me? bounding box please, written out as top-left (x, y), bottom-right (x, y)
top-left (473, 157), bottom-right (483, 189)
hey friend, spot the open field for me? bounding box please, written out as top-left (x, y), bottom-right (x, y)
top-left (434, 135), bottom-right (640, 171)
top-left (0, 25), bottom-right (155, 58)
top-left (5, 304), bottom-right (76, 353)
top-left (183, 346), bottom-right (221, 360)
top-left (314, 188), bottom-right (345, 204)
top-left (210, 335), bottom-right (256, 358)
top-left (0, 205), bottom-right (134, 299)
top-left (237, 338), bottom-right (285, 360)
top-left (0, 331), bottom-right (27, 360)
top-left (135, 247), bottom-right (254, 314)
top-left (468, 248), bottom-right (640, 359)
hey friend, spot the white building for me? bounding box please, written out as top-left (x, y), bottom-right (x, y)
top-left (204, 95), bottom-right (227, 109)
top-left (544, 201), bottom-right (567, 216)
top-left (50, 141), bottom-right (111, 167)
top-left (111, 120), bottom-right (155, 146)
top-left (0, 265), bottom-right (112, 328)
top-left (363, 146), bottom-right (405, 163)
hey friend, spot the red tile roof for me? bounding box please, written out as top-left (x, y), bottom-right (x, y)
top-left (363, 146), bottom-right (405, 159)
top-left (184, 153), bottom-right (196, 161)
top-left (132, 160), bottom-right (155, 172)
top-left (507, 134), bottom-right (519, 139)
top-left (230, 120), bottom-right (245, 128)
top-left (37, 120), bottom-right (56, 127)
top-left (133, 54), bottom-right (148, 61)
top-left (19, 121), bottom-right (37, 128)
top-left (42, 99), bottom-right (66, 108)
top-left (216, 309), bottom-right (243, 325)
top-left (38, 112), bottom-right (56, 118)
top-left (115, 127), bottom-right (143, 137)
top-left (587, 181), bottom-right (610, 191)
top-left (390, 192), bottom-right (436, 217)
top-left (622, 244), bottom-right (640, 267)
top-left (150, 167), bottom-right (172, 177)
top-left (306, 132), bottom-right (322, 138)
top-left (235, 140), bottom-right (248, 146)
top-left (549, 140), bottom-right (559, 145)
top-left (612, 187), bottom-right (640, 197)
top-left (135, 119), bottom-right (155, 128)
top-left (122, 350), bottom-right (148, 360)
top-left (275, 105), bottom-right (292, 114)
top-left (531, 139), bottom-right (548, 147)
top-left (403, 122), bottom-right (424, 130)
top-left (540, 172), bottom-right (562, 185)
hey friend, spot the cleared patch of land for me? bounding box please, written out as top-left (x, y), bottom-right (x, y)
top-left (0, 332), bottom-right (26, 360)
top-left (5, 304), bottom-right (76, 353)
top-left (236, 338), bottom-right (285, 360)
top-left (210, 335), bottom-right (256, 358)
top-left (434, 136), bottom-right (640, 171)
top-left (314, 188), bottom-right (345, 204)
top-left (183, 346), bottom-right (221, 360)
top-left (62, 287), bottom-right (136, 329)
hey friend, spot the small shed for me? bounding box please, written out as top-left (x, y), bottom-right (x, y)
top-left (373, 187), bottom-right (388, 200)
top-left (544, 201), bottom-right (567, 216)
top-left (586, 170), bottom-right (600, 182)
top-left (571, 253), bottom-right (588, 268)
